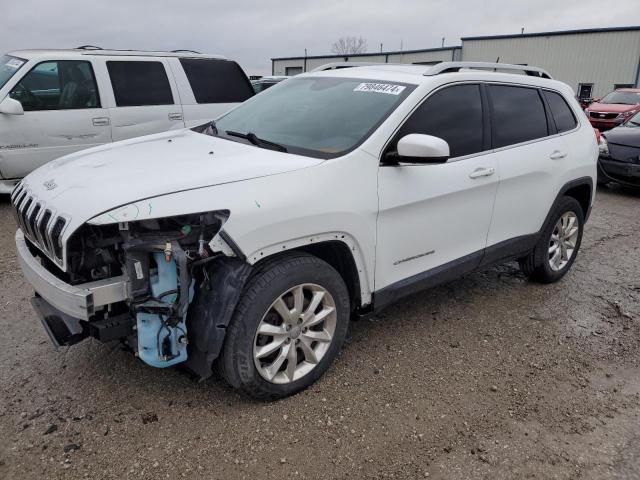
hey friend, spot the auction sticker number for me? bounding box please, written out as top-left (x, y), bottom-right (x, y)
top-left (354, 83), bottom-right (406, 95)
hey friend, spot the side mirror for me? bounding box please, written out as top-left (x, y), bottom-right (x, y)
top-left (394, 134), bottom-right (450, 163)
top-left (0, 97), bottom-right (24, 115)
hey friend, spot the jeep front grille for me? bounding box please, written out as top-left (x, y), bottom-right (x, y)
top-left (10, 183), bottom-right (68, 267)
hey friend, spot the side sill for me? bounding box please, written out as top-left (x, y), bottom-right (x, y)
top-left (370, 233), bottom-right (540, 315)
top-left (372, 250), bottom-right (483, 313)
top-left (479, 234), bottom-right (538, 268)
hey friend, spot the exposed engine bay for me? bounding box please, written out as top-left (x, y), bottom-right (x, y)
top-left (29, 211), bottom-right (252, 378)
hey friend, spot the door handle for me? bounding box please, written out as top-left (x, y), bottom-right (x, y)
top-left (168, 113), bottom-right (183, 121)
top-left (468, 167), bottom-right (495, 179)
top-left (549, 150), bottom-right (567, 160)
top-left (92, 117), bottom-right (110, 127)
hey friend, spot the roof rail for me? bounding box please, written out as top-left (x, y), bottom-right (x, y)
top-left (425, 62), bottom-right (552, 79)
top-left (75, 46), bottom-right (203, 55)
top-left (311, 61), bottom-right (381, 72)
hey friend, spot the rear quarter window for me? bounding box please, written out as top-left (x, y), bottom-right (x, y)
top-left (179, 58), bottom-right (254, 104)
top-left (543, 90), bottom-right (578, 133)
top-left (489, 85), bottom-right (549, 148)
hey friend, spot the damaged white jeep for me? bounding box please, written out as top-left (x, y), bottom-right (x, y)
top-left (13, 62), bottom-right (597, 399)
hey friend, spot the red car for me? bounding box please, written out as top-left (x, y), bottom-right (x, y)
top-left (585, 88), bottom-right (640, 131)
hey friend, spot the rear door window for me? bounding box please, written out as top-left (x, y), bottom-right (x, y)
top-left (9, 60), bottom-right (100, 111)
top-left (179, 58), bottom-right (253, 103)
top-left (489, 85), bottom-right (549, 148)
top-left (107, 61), bottom-right (174, 107)
top-left (394, 84), bottom-right (485, 158)
top-left (543, 90), bottom-right (578, 133)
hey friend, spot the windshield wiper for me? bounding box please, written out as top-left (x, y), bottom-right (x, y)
top-left (225, 130), bottom-right (288, 152)
top-left (627, 120), bottom-right (640, 127)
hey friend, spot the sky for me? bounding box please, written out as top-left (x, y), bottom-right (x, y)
top-left (1, 0), bottom-right (639, 75)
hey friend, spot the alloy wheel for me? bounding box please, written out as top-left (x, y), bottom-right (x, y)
top-left (253, 284), bottom-right (337, 384)
top-left (548, 211), bottom-right (579, 271)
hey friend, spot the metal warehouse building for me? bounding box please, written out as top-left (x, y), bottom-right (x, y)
top-left (273, 46), bottom-right (461, 76)
top-left (272, 26), bottom-right (640, 99)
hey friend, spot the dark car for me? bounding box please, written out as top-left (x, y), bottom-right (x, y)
top-left (598, 111), bottom-right (640, 187)
top-left (586, 88), bottom-right (640, 131)
top-left (251, 76), bottom-right (287, 93)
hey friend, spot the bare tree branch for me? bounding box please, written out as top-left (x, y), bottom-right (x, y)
top-left (331, 36), bottom-right (367, 55)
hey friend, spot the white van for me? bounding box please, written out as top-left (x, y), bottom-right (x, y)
top-left (0, 47), bottom-right (254, 193)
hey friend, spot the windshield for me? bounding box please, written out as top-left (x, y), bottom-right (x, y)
top-left (216, 76), bottom-right (416, 158)
top-left (0, 55), bottom-right (26, 90)
top-left (600, 91), bottom-right (640, 105)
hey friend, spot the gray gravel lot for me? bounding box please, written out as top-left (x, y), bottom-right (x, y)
top-left (1, 186), bottom-right (639, 480)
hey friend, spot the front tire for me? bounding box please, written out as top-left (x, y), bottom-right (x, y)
top-left (219, 253), bottom-right (350, 400)
top-left (518, 196), bottom-right (584, 283)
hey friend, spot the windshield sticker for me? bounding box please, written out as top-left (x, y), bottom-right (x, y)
top-left (5, 58), bottom-right (24, 69)
top-left (354, 83), bottom-right (406, 95)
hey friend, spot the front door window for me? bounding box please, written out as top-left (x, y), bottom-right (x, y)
top-left (9, 60), bottom-right (100, 111)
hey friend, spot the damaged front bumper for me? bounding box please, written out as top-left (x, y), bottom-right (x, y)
top-left (16, 222), bottom-right (252, 379)
top-left (15, 229), bottom-right (130, 321)
top-left (16, 229), bottom-right (132, 347)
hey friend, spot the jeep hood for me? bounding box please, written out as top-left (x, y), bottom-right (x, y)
top-left (20, 129), bottom-right (321, 224)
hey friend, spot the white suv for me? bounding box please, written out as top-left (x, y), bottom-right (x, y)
top-left (12, 62), bottom-right (597, 400)
top-left (0, 47), bottom-right (254, 193)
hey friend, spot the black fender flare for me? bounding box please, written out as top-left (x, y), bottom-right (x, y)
top-left (184, 256), bottom-right (252, 379)
top-left (544, 176), bottom-right (594, 226)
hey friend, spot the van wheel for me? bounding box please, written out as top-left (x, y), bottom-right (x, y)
top-left (219, 253), bottom-right (350, 400)
top-left (518, 196), bottom-right (584, 283)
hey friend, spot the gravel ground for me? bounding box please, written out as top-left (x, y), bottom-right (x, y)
top-left (1, 185), bottom-right (639, 480)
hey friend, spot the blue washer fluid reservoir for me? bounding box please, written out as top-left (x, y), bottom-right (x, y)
top-left (136, 252), bottom-right (190, 368)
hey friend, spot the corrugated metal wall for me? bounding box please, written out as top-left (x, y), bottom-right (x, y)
top-left (272, 58), bottom-right (307, 76)
top-left (271, 31), bottom-right (640, 97)
top-left (271, 48), bottom-right (458, 76)
top-left (306, 54), bottom-right (387, 71)
top-left (386, 49), bottom-right (456, 64)
top-left (462, 30), bottom-right (640, 98)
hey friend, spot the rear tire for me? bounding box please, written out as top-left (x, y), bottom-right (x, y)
top-left (518, 196), bottom-right (584, 283)
top-left (219, 253), bottom-right (350, 400)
